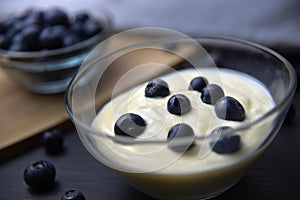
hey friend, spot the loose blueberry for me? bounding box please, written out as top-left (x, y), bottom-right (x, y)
top-left (42, 129), bottom-right (64, 154)
top-left (145, 78), bottom-right (170, 98)
top-left (201, 84), bottom-right (225, 105)
top-left (61, 190), bottom-right (86, 200)
top-left (215, 96), bottom-right (245, 121)
top-left (114, 113), bottom-right (146, 137)
top-left (23, 160), bottom-right (56, 189)
top-left (43, 8), bottom-right (69, 26)
top-left (189, 76), bottom-right (208, 92)
top-left (167, 94), bottom-right (191, 115)
top-left (39, 26), bottom-right (65, 49)
top-left (167, 123), bottom-right (195, 152)
top-left (209, 127), bottom-right (241, 154)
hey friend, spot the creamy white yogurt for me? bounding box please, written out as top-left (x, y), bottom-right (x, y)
top-left (92, 68), bottom-right (275, 173)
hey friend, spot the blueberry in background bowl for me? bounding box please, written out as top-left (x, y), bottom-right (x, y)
top-left (0, 1), bottom-right (111, 94)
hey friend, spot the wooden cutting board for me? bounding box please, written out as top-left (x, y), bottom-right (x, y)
top-left (0, 33), bottom-right (194, 150)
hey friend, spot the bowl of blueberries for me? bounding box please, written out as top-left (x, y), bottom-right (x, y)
top-left (0, 1), bottom-right (111, 94)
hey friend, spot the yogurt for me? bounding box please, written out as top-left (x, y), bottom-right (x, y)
top-left (91, 68), bottom-right (275, 199)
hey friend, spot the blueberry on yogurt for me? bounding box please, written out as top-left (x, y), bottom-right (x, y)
top-left (189, 76), bottom-right (208, 92)
top-left (145, 78), bottom-right (170, 98)
top-left (167, 94), bottom-right (191, 115)
top-left (114, 113), bottom-right (146, 137)
top-left (209, 126), bottom-right (241, 154)
top-left (167, 123), bottom-right (195, 152)
top-left (201, 84), bottom-right (225, 105)
top-left (215, 96), bottom-right (245, 121)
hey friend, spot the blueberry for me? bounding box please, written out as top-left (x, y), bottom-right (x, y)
top-left (189, 76), bottom-right (208, 92)
top-left (39, 26), bottom-right (65, 49)
top-left (114, 113), bottom-right (146, 137)
top-left (10, 25), bottom-right (41, 51)
top-left (23, 160), bottom-right (56, 189)
top-left (209, 127), bottom-right (240, 154)
top-left (209, 126), bottom-right (234, 136)
top-left (70, 22), bottom-right (85, 37)
top-left (167, 94), bottom-right (191, 115)
top-left (167, 123), bottom-right (195, 152)
top-left (61, 190), bottom-right (86, 200)
top-left (23, 10), bottom-right (44, 26)
top-left (75, 12), bottom-right (90, 23)
top-left (43, 8), bottom-right (69, 26)
top-left (82, 20), bottom-right (102, 38)
top-left (0, 22), bottom-right (7, 33)
top-left (145, 78), bottom-right (170, 98)
top-left (1, 17), bottom-right (18, 32)
top-left (215, 96), bottom-right (245, 121)
top-left (0, 35), bottom-right (10, 49)
top-left (42, 129), bottom-right (64, 154)
top-left (201, 84), bottom-right (224, 105)
top-left (5, 21), bottom-right (24, 40)
top-left (63, 34), bottom-right (81, 47)
top-left (9, 40), bottom-right (30, 51)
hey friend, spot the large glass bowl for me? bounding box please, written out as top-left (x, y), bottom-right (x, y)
top-left (65, 29), bottom-right (296, 200)
top-left (0, 0), bottom-right (111, 94)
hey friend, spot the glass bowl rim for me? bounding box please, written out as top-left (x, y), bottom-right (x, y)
top-left (65, 35), bottom-right (297, 144)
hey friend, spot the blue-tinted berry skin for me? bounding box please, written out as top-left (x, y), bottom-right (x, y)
top-left (167, 94), bottom-right (191, 115)
top-left (201, 84), bottom-right (225, 105)
top-left (63, 34), bottom-right (81, 47)
top-left (23, 160), bottom-right (56, 189)
top-left (61, 190), bottom-right (86, 200)
top-left (39, 26), bottom-right (65, 49)
top-left (42, 129), bottom-right (64, 154)
top-left (167, 123), bottom-right (195, 152)
top-left (114, 113), bottom-right (146, 137)
top-left (215, 96), bottom-right (245, 121)
top-left (210, 134), bottom-right (241, 154)
top-left (83, 20), bottom-right (102, 38)
top-left (9, 41), bottom-right (30, 51)
top-left (145, 78), bottom-right (170, 98)
top-left (0, 22), bottom-right (7, 33)
top-left (23, 10), bottom-right (44, 26)
top-left (43, 9), bottom-right (69, 26)
top-left (0, 35), bottom-right (10, 49)
top-left (75, 13), bottom-right (90, 23)
top-left (189, 77), bottom-right (208, 92)
top-left (209, 126), bottom-right (234, 136)
top-left (0, 8), bottom-right (103, 51)
top-left (10, 25), bottom-right (41, 51)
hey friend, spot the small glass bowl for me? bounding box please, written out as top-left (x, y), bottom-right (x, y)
top-left (0, 0), bottom-right (111, 94)
top-left (65, 30), bottom-right (297, 199)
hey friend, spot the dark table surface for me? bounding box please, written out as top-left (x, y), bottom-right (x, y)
top-left (0, 69), bottom-right (300, 200)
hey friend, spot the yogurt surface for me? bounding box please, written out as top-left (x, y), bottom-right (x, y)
top-left (92, 68), bottom-right (275, 173)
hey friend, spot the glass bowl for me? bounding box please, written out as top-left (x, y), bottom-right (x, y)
top-left (65, 28), bottom-right (297, 200)
top-left (0, 0), bottom-right (111, 94)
